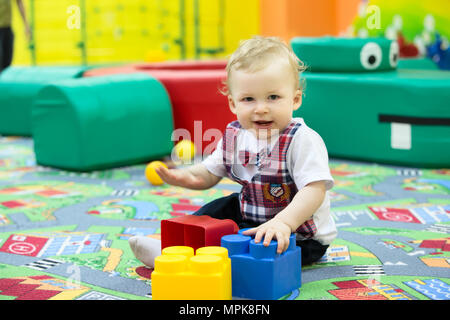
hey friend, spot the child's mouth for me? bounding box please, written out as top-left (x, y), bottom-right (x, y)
top-left (254, 120), bottom-right (273, 128)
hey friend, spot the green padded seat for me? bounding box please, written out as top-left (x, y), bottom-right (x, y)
top-left (0, 66), bottom-right (89, 136)
top-left (32, 73), bottom-right (174, 171)
top-left (291, 37), bottom-right (450, 168)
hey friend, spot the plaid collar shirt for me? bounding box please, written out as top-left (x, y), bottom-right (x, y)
top-left (222, 120), bottom-right (317, 238)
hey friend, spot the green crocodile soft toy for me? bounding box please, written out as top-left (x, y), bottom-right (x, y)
top-left (290, 36), bottom-right (450, 168)
top-left (291, 36), bottom-right (399, 72)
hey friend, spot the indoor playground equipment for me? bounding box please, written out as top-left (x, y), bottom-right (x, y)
top-left (352, 0), bottom-right (450, 69)
top-left (427, 34), bottom-right (450, 70)
top-left (0, 66), bottom-right (89, 136)
top-left (352, 1), bottom-right (450, 46)
top-left (293, 37), bottom-right (398, 72)
top-left (10, 0), bottom-right (259, 66)
top-left (291, 36), bottom-right (450, 168)
top-left (83, 60), bottom-right (232, 153)
top-left (31, 73), bottom-right (174, 171)
top-left (397, 56), bottom-right (439, 70)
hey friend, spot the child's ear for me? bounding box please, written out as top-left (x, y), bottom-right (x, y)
top-left (293, 89), bottom-right (302, 111)
top-left (228, 95), bottom-right (237, 115)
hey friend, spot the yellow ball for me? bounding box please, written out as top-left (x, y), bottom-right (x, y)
top-left (174, 140), bottom-right (196, 162)
top-left (145, 161), bottom-right (167, 186)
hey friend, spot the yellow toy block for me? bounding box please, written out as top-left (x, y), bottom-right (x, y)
top-left (151, 246), bottom-right (231, 300)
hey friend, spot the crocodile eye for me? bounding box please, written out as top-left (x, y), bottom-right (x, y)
top-left (389, 41), bottom-right (399, 67)
top-left (360, 42), bottom-right (382, 70)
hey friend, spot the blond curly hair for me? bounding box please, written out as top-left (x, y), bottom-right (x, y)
top-left (222, 36), bottom-right (306, 95)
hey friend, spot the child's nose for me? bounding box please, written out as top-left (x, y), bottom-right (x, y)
top-left (254, 102), bottom-right (269, 113)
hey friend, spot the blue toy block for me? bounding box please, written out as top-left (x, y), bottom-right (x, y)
top-left (221, 230), bottom-right (301, 300)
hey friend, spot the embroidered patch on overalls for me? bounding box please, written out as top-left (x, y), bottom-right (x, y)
top-left (263, 183), bottom-right (291, 202)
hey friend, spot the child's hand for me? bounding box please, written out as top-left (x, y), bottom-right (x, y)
top-left (242, 218), bottom-right (292, 254)
top-left (155, 166), bottom-right (205, 189)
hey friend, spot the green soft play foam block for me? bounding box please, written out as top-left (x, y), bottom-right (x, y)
top-left (291, 37), bottom-right (399, 72)
top-left (0, 66), bottom-right (89, 136)
top-left (32, 73), bottom-right (174, 171)
top-left (295, 69), bottom-right (450, 168)
top-left (0, 66), bottom-right (88, 81)
top-left (290, 36), bottom-right (450, 168)
top-left (397, 58), bottom-right (439, 70)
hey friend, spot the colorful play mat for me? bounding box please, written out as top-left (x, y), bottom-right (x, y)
top-left (0, 135), bottom-right (448, 300)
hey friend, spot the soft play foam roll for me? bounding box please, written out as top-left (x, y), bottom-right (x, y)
top-left (0, 66), bottom-right (88, 81)
top-left (32, 73), bottom-right (174, 171)
top-left (0, 66), bottom-right (89, 136)
top-left (291, 37), bottom-right (399, 73)
top-left (84, 67), bottom-right (232, 154)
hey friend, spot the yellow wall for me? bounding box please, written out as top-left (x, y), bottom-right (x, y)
top-left (11, 0), bottom-right (259, 66)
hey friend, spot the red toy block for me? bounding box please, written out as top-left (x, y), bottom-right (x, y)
top-left (161, 215), bottom-right (239, 251)
top-left (83, 61), bottom-right (234, 153)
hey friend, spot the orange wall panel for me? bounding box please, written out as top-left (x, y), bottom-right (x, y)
top-left (336, 0), bottom-right (361, 35)
top-left (260, 0), bottom-right (360, 42)
top-left (259, 0), bottom-right (289, 38)
top-left (287, 1), bottom-right (337, 37)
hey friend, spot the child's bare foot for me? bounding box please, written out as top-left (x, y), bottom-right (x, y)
top-left (128, 236), bottom-right (161, 268)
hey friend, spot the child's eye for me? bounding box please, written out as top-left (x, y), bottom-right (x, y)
top-left (268, 95), bottom-right (279, 100)
top-left (242, 97), bottom-right (254, 102)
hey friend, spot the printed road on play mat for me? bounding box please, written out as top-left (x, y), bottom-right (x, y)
top-left (0, 136), bottom-right (449, 300)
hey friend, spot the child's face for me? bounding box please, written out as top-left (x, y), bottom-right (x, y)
top-left (227, 58), bottom-right (302, 139)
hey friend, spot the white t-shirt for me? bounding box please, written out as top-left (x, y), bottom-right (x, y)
top-left (202, 118), bottom-right (337, 245)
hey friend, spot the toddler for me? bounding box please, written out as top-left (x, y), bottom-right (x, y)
top-left (129, 36), bottom-right (337, 267)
